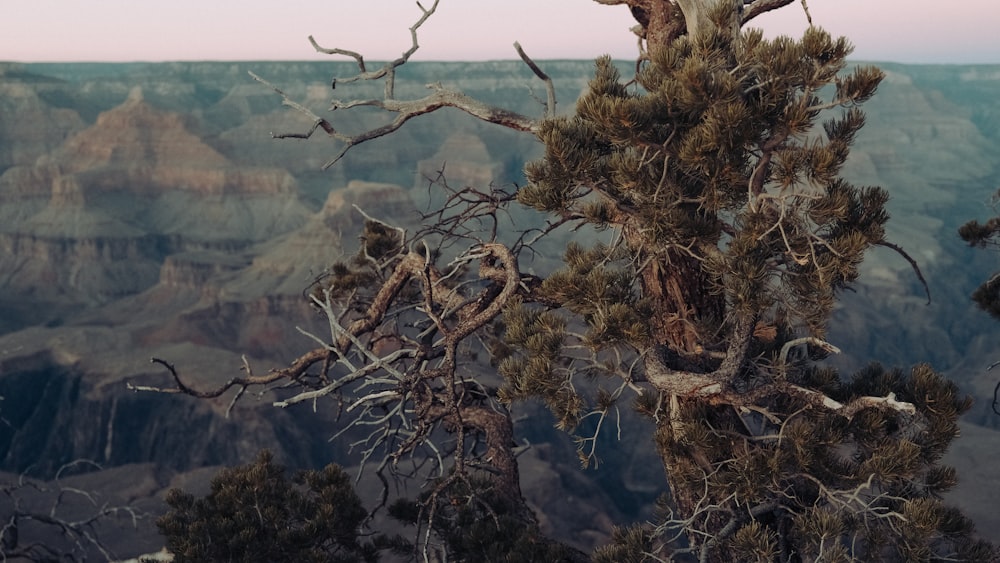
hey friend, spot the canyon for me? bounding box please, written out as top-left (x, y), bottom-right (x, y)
top-left (1, 58), bottom-right (1000, 556)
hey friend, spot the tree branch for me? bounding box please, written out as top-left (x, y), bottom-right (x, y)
top-left (318, 85), bottom-right (539, 168)
top-left (2, 465), bottom-right (142, 561)
top-left (513, 42), bottom-right (556, 118)
top-left (875, 240), bottom-right (931, 304)
top-left (741, 0), bottom-right (797, 23)
top-left (644, 313), bottom-right (916, 420)
top-left (308, 0), bottom-right (440, 98)
top-left (250, 0), bottom-right (554, 169)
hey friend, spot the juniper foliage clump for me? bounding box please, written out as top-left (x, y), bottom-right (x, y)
top-left (388, 476), bottom-right (585, 562)
top-left (157, 451), bottom-right (400, 563)
top-left (960, 194), bottom-right (1000, 319)
top-left (493, 4), bottom-right (994, 560)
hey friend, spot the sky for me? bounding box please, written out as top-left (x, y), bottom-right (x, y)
top-left (2, 1), bottom-right (998, 65)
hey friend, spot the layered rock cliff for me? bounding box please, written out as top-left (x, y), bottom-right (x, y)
top-left (0, 64), bottom-right (86, 173)
top-left (0, 86), bottom-right (313, 307)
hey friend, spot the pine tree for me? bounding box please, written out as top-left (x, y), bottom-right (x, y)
top-left (157, 451), bottom-right (399, 562)
top-left (146, 1), bottom-right (998, 560)
top-left (498, 4), bottom-right (992, 558)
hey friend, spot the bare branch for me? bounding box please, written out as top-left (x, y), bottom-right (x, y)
top-left (320, 85), bottom-right (540, 168)
top-left (778, 336), bottom-right (841, 368)
top-left (799, 0), bottom-right (813, 25)
top-left (250, 0), bottom-right (555, 169)
top-left (875, 240), bottom-right (932, 304)
top-left (308, 0), bottom-right (440, 98)
top-left (741, 0), bottom-right (797, 23)
top-left (248, 70), bottom-right (341, 139)
top-left (513, 42), bottom-right (556, 118)
top-left (2, 468), bottom-right (143, 561)
top-left (308, 35), bottom-right (365, 73)
top-left (995, 379), bottom-right (1000, 416)
top-left (134, 352), bottom-right (326, 399)
top-left (644, 315), bottom-right (917, 420)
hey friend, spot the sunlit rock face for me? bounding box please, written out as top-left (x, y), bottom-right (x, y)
top-left (0, 86), bottom-right (311, 306)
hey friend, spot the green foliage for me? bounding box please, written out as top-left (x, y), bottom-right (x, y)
top-left (728, 521), bottom-right (779, 562)
top-left (959, 197), bottom-right (1000, 318)
top-left (959, 216), bottom-right (1000, 249)
top-left (308, 261), bottom-right (378, 305)
top-left (388, 476), bottom-right (584, 562)
top-left (591, 524), bottom-right (657, 563)
top-left (468, 3), bottom-right (1000, 556)
top-left (494, 11), bottom-right (996, 559)
top-left (495, 243), bottom-right (656, 432)
top-left (496, 296), bottom-right (581, 430)
top-left (632, 363), bottom-right (990, 560)
top-left (521, 24), bottom-right (888, 344)
top-left (157, 451), bottom-right (398, 563)
top-left (970, 276), bottom-right (1000, 320)
top-left (359, 220), bottom-right (404, 262)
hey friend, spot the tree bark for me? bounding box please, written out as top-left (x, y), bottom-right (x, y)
top-left (605, 0), bottom-right (800, 46)
top-left (640, 252), bottom-right (725, 363)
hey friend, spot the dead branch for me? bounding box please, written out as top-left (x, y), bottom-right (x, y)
top-left (987, 361), bottom-right (1000, 416)
top-left (647, 361), bottom-right (917, 419)
top-left (1, 463), bottom-right (143, 562)
top-left (644, 313), bottom-right (917, 420)
top-left (416, 171), bottom-right (520, 246)
top-left (995, 379), bottom-right (1000, 415)
top-left (131, 351), bottom-right (328, 399)
top-left (251, 75), bottom-right (540, 170)
top-left (741, 0), bottom-right (798, 23)
top-left (132, 200), bottom-right (534, 532)
top-left (252, 0), bottom-right (552, 169)
top-left (778, 336), bottom-right (841, 369)
top-left (798, 0), bottom-right (813, 25)
top-left (309, 0), bottom-right (439, 99)
top-left (513, 42), bottom-right (556, 118)
top-left (875, 240), bottom-right (932, 304)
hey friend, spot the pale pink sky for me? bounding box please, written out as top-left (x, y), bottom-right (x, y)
top-left (2, 1), bottom-right (998, 64)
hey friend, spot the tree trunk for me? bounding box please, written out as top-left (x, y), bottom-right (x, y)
top-left (640, 252), bottom-right (725, 365)
top-left (639, 255), bottom-right (730, 554)
top-left (644, 1), bottom-right (688, 46)
top-left (621, 5), bottom-right (745, 550)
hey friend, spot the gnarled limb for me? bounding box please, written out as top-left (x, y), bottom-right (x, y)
top-left (133, 200), bottom-right (539, 552)
top-left (742, 0), bottom-right (804, 24)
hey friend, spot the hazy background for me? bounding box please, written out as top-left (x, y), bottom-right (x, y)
top-left (4, 0), bottom-right (999, 64)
